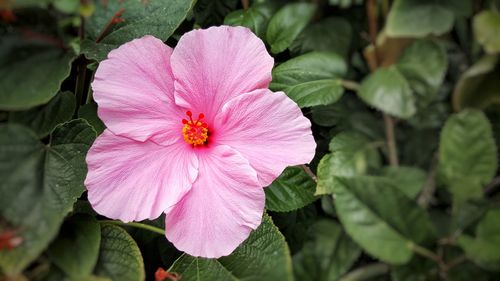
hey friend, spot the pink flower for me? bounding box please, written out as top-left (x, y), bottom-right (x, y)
top-left (85, 26), bottom-right (316, 258)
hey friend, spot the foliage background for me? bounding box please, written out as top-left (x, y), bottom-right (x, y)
top-left (1, 0), bottom-right (500, 280)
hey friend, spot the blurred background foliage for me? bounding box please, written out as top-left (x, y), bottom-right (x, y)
top-left (1, 0), bottom-right (500, 280)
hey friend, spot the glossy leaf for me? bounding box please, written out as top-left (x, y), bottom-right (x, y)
top-left (334, 176), bottom-right (434, 264)
top-left (386, 0), bottom-right (455, 37)
top-left (265, 167), bottom-right (317, 212)
top-left (224, 2), bottom-right (279, 39)
top-left (380, 166), bottom-right (426, 199)
top-left (169, 214), bottom-right (293, 281)
top-left (9, 91), bottom-right (76, 138)
top-left (266, 3), bottom-right (316, 54)
top-left (316, 132), bottom-right (381, 195)
top-left (358, 67), bottom-right (416, 119)
top-left (270, 52), bottom-right (346, 108)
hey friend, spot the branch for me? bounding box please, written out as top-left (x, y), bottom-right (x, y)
top-left (383, 114), bottom-right (399, 166)
top-left (301, 165), bottom-right (317, 182)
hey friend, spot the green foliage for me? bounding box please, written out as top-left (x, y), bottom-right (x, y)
top-left (270, 52), bottom-right (346, 108)
top-left (2, 0), bottom-right (500, 280)
top-left (265, 167), bottom-right (317, 212)
top-left (169, 214), bottom-right (293, 281)
top-left (266, 3), bottom-right (316, 54)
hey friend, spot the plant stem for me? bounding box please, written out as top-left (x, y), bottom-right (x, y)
top-left (341, 80), bottom-right (361, 91)
top-left (99, 220), bottom-right (165, 235)
top-left (241, 0), bottom-right (249, 10)
top-left (418, 153), bottom-right (438, 208)
top-left (383, 114), bottom-right (399, 166)
top-left (339, 263), bottom-right (389, 281)
top-left (75, 57), bottom-right (89, 107)
top-left (410, 243), bottom-right (441, 263)
top-left (301, 164), bottom-right (317, 182)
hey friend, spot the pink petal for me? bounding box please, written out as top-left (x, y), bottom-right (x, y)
top-left (171, 26), bottom-right (274, 120)
top-left (164, 145), bottom-right (265, 258)
top-left (215, 89), bottom-right (316, 186)
top-left (85, 130), bottom-right (198, 222)
top-left (92, 35), bottom-right (183, 145)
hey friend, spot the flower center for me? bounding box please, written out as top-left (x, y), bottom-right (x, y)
top-left (182, 111), bottom-right (209, 146)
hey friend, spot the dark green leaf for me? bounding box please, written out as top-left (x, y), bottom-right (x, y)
top-left (9, 91), bottom-right (76, 138)
top-left (358, 67), bottom-right (416, 119)
top-left (169, 214), bottom-right (293, 281)
top-left (458, 209), bottom-right (500, 270)
top-left (78, 102), bottom-right (105, 135)
top-left (380, 166), bottom-right (426, 199)
top-left (265, 167), bottom-right (317, 212)
top-left (293, 220), bottom-right (361, 281)
top-left (82, 0), bottom-right (196, 61)
top-left (270, 52), bottom-right (346, 108)
top-left (452, 55), bottom-right (500, 111)
top-left (94, 224), bottom-right (145, 281)
top-left (47, 215), bottom-right (101, 278)
top-left (316, 132), bottom-right (381, 195)
top-left (334, 176), bottom-right (434, 264)
top-left (266, 3), bottom-right (316, 54)
top-left (224, 2), bottom-right (279, 39)
top-left (0, 120), bottom-right (96, 274)
top-left (386, 0), bottom-right (455, 37)
top-left (290, 17), bottom-right (352, 58)
top-left (0, 38), bottom-right (74, 110)
top-left (439, 110), bottom-right (497, 203)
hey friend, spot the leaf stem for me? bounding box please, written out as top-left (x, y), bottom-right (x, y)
top-left (75, 57), bottom-right (89, 107)
top-left (383, 114), bottom-right (399, 166)
top-left (341, 80), bottom-right (361, 91)
top-left (418, 153), bottom-right (438, 208)
top-left (241, 0), bottom-right (249, 10)
top-left (410, 243), bottom-right (441, 263)
top-left (99, 220), bottom-right (165, 235)
top-left (339, 263), bottom-right (389, 281)
top-left (301, 164), bottom-right (317, 182)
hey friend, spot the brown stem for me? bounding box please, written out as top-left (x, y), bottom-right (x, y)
top-left (241, 0), bottom-right (249, 10)
top-left (366, 0), bottom-right (378, 45)
top-left (383, 114), bottom-right (399, 166)
top-left (301, 165), bottom-right (317, 182)
top-left (95, 8), bottom-right (125, 43)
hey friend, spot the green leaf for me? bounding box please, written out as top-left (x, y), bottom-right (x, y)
top-left (94, 224), bottom-right (145, 281)
top-left (391, 256), bottom-right (435, 281)
top-left (438, 110), bottom-right (497, 203)
top-left (81, 0), bottom-right (196, 61)
top-left (270, 52), bottom-right (346, 108)
top-left (333, 176), bottom-right (434, 264)
top-left (395, 40), bottom-right (448, 106)
top-left (194, 0), bottom-right (238, 27)
top-left (358, 67), bottom-right (416, 119)
top-left (316, 132), bottom-right (381, 195)
top-left (266, 3), bottom-right (316, 54)
top-left (169, 214), bottom-right (293, 281)
top-left (265, 167), bottom-right (317, 212)
top-left (452, 55), bottom-right (500, 111)
top-left (0, 37), bottom-right (74, 110)
top-left (224, 2), bottom-right (278, 39)
top-left (293, 220), bottom-right (361, 281)
top-left (0, 120), bottom-right (96, 275)
top-left (78, 102), bottom-right (105, 135)
top-left (379, 166), bottom-right (426, 199)
top-left (386, 0), bottom-right (455, 37)
top-left (290, 17), bottom-right (352, 58)
top-left (473, 10), bottom-right (500, 54)
top-left (47, 215), bottom-right (101, 278)
top-left (458, 209), bottom-right (500, 270)
top-left (9, 91), bottom-right (76, 138)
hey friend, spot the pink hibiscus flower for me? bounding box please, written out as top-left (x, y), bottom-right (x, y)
top-left (85, 26), bottom-right (316, 258)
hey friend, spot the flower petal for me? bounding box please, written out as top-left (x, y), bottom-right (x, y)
top-left (92, 35), bottom-right (183, 145)
top-left (164, 145), bottom-right (265, 258)
top-left (85, 130), bottom-right (198, 222)
top-left (171, 26), bottom-right (274, 120)
top-left (215, 89), bottom-right (316, 186)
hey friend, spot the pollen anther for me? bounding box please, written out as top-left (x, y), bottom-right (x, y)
top-left (182, 111), bottom-right (209, 146)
